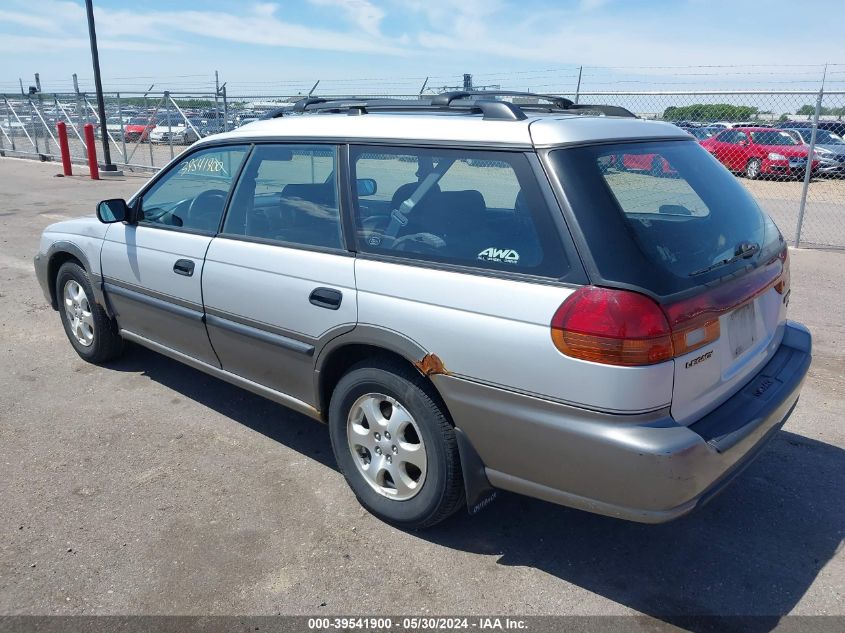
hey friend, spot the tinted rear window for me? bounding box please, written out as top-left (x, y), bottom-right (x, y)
top-left (549, 140), bottom-right (784, 297)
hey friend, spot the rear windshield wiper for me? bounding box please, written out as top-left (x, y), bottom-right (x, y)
top-left (689, 241), bottom-right (759, 277)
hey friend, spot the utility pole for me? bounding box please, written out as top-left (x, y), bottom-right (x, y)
top-left (84, 0), bottom-right (116, 171)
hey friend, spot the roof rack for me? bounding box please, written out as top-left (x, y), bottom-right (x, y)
top-left (291, 91), bottom-right (637, 121)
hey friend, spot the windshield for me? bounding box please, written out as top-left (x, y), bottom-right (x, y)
top-left (548, 140), bottom-right (784, 297)
top-left (750, 131), bottom-right (798, 146)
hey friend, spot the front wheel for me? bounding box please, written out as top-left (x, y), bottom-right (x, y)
top-left (328, 360), bottom-right (464, 529)
top-left (56, 262), bottom-right (124, 364)
top-left (745, 158), bottom-right (762, 180)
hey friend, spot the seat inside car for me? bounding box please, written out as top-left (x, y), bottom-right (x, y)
top-left (277, 183), bottom-right (342, 247)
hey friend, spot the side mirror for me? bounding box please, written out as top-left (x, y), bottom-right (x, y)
top-left (356, 178), bottom-right (377, 197)
top-left (96, 198), bottom-right (130, 224)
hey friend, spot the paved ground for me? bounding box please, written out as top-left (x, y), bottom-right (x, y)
top-left (0, 158), bottom-right (843, 625)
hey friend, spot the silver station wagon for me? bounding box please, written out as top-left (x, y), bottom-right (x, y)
top-left (34, 92), bottom-right (811, 528)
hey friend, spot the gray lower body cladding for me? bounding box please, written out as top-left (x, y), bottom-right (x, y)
top-left (434, 321), bottom-right (812, 523)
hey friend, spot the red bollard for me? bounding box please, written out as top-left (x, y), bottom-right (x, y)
top-left (83, 123), bottom-right (99, 180)
top-left (56, 121), bottom-right (72, 176)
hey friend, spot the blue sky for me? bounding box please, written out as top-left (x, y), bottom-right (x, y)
top-left (0, 0), bottom-right (842, 95)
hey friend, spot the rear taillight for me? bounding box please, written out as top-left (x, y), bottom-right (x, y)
top-left (551, 248), bottom-right (788, 366)
top-left (550, 287), bottom-right (673, 366)
top-left (774, 248), bottom-right (790, 295)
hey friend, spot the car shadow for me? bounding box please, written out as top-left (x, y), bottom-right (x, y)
top-left (108, 343), bottom-right (337, 470)
top-left (109, 345), bottom-right (843, 631)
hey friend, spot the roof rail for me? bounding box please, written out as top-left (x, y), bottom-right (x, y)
top-left (291, 91), bottom-right (636, 121)
top-left (258, 106), bottom-right (290, 120)
top-left (431, 90), bottom-right (574, 109)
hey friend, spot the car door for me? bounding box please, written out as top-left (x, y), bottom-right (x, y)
top-left (708, 130), bottom-right (734, 166)
top-left (101, 144), bottom-right (249, 365)
top-left (731, 130), bottom-right (751, 170)
top-left (201, 143), bottom-right (356, 405)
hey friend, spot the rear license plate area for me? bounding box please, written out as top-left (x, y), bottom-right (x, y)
top-left (728, 302), bottom-right (757, 359)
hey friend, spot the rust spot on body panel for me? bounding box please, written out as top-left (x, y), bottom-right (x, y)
top-left (415, 353), bottom-right (449, 376)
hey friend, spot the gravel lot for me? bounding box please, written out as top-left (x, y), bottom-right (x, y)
top-left (0, 158), bottom-right (843, 625)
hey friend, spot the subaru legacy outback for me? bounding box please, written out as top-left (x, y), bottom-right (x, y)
top-left (34, 92), bottom-right (811, 529)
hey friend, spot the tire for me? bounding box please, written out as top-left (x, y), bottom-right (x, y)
top-left (328, 359), bottom-right (464, 529)
top-left (745, 158), bottom-right (762, 180)
top-left (55, 261), bottom-right (124, 364)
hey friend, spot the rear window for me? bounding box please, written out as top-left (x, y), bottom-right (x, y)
top-left (549, 140), bottom-right (784, 297)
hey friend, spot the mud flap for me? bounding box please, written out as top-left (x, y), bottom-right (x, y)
top-left (454, 427), bottom-right (498, 514)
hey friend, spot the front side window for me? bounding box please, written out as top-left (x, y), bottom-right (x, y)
top-left (350, 146), bottom-right (566, 277)
top-left (222, 144), bottom-right (341, 249)
top-left (140, 145), bottom-right (249, 232)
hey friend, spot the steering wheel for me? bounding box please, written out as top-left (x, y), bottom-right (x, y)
top-left (188, 189), bottom-right (228, 230)
top-left (393, 232), bottom-right (446, 255)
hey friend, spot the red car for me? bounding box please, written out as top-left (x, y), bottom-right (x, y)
top-left (700, 127), bottom-right (819, 180)
top-left (122, 116), bottom-right (156, 143)
top-left (615, 152), bottom-right (675, 176)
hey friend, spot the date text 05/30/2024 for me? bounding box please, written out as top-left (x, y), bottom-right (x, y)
top-left (308, 617), bottom-right (528, 630)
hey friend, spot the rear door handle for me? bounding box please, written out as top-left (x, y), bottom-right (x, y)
top-left (173, 259), bottom-right (195, 276)
top-left (309, 287), bottom-right (342, 310)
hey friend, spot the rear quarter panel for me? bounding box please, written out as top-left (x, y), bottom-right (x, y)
top-left (355, 259), bottom-right (674, 414)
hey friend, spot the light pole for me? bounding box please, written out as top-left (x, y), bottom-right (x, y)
top-left (84, 0), bottom-right (116, 171)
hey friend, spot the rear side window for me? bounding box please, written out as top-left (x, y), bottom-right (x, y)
top-left (350, 146), bottom-right (567, 277)
top-left (550, 140), bottom-right (783, 297)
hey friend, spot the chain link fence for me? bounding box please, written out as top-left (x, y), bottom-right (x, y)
top-left (1, 88), bottom-right (843, 248)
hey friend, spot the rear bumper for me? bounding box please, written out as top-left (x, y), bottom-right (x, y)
top-left (437, 321), bottom-right (812, 523)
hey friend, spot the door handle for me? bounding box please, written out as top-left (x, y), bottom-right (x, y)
top-left (309, 287), bottom-right (342, 310)
top-left (173, 259), bottom-right (195, 276)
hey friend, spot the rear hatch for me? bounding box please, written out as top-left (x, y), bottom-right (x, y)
top-left (548, 139), bottom-right (790, 424)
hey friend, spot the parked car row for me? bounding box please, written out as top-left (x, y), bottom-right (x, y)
top-left (699, 128), bottom-right (821, 180)
top-left (616, 126), bottom-right (829, 181)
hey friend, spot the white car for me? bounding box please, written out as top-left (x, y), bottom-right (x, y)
top-left (33, 91), bottom-right (811, 529)
top-left (149, 122), bottom-right (199, 145)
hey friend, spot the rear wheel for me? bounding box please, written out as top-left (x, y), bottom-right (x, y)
top-left (56, 262), bottom-right (123, 364)
top-left (328, 360), bottom-right (464, 529)
top-left (745, 158), bottom-right (762, 180)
